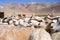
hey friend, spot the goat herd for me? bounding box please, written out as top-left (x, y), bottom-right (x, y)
top-left (0, 14), bottom-right (60, 40)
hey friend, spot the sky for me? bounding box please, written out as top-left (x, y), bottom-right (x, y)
top-left (0, 0), bottom-right (60, 5)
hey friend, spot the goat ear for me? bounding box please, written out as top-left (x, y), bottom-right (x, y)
top-left (45, 22), bottom-right (48, 24)
top-left (57, 17), bottom-right (60, 22)
top-left (38, 20), bottom-right (43, 22)
top-left (51, 22), bottom-right (54, 23)
top-left (29, 14), bottom-right (33, 20)
top-left (38, 23), bottom-right (40, 26)
top-left (30, 14), bottom-right (33, 18)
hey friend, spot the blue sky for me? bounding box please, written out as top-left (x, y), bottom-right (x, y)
top-left (0, 0), bottom-right (60, 5)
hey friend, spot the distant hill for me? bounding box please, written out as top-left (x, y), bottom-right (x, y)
top-left (0, 2), bottom-right (60, 16)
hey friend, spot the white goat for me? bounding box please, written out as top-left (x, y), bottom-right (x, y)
top-left (30, 28), bottom-right (52, 40)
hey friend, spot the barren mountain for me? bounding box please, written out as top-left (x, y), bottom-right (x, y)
top-left (3, 3), bottom-right (30, 12)
top-left (0, 2), bottom-right (60, 16)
